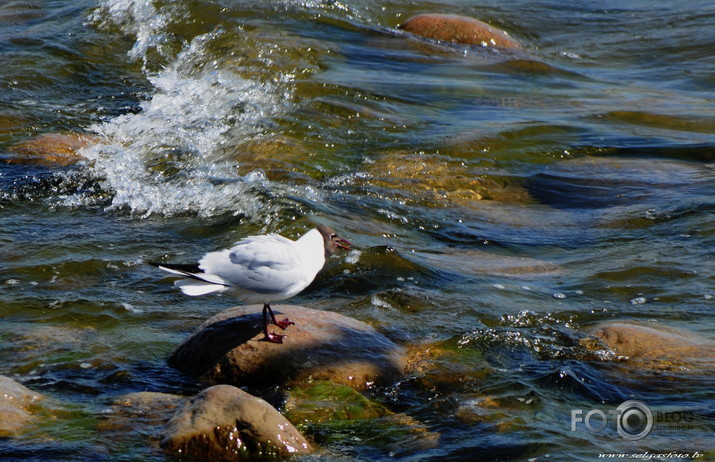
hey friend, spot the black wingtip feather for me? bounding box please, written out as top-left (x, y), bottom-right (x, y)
top-left (149, 262), bottom-right (202, 273)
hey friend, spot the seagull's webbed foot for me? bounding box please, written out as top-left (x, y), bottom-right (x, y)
top-left (264, 303), bottom-right (295, 331)
top-left (273, 318), bottom-right (295, 330)
top-left (261, 303), bottom-right (291, 343)
top-left (262, 330), bottom-right (286, 343)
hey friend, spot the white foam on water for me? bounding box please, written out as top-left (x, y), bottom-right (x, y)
top-left (74, 2), bottom-right (301, 218)
top-left (89, 0), bottom-right (183, 64)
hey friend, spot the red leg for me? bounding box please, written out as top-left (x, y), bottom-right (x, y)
top-left (262, 304), bottom-right (285, 343)
top-left (266, 303), bottom-right (295, 330)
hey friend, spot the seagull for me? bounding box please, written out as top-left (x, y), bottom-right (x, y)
top-left (151, 225), bottom-right (351, 343)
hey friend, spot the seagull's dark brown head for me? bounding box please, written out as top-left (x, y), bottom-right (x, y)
top-left (317, 225), bottom-right (352, 257)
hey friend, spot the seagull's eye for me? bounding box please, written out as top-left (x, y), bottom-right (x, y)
top-left (330, 234), bottom-right (337, 239)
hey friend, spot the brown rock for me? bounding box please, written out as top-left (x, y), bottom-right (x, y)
top-left (362, 151), bottom-right (532, 207)
top-left (0, 376), bottom-right (44, 437)
top-left (585, 322), bottom-right (715, 370)
top-left (161, 385), bottom-right (312, 460)
top-left (399, 14), bottom-right (521, 49)
top-left (0, 113), bottom-right (28, 132)
top-left (7, 132), bottom-right (97, 166)
top-left (168, 305), bottom-right (406, 391)
top-left (232, 136), bottom-right (309, 181)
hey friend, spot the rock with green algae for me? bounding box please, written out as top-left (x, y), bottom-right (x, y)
top-left (0, 375), bottom-right (45, 437)
top-left (404, 339), bottom-right (494, 393)
top-left (283, 381), bottom-right (438, 453)
top-left (160, 384), bottom-right (312, 461)
top-left (283, 380), bottom-right (391, 424)
top-left (405, 341), bottom-right (539, 434)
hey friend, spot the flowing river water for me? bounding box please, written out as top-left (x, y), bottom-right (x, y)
top-left (1, 0), bottom-right (714, 460)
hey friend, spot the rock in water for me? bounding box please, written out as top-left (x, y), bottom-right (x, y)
top-left (0, 376), bottom-right (44, 437)
top-left (160, 385), bottom-right (312, 460)
top-left (584, 322), bottom-right (715, 370)
top-left (399, 13), bottom-right (522, 49)
top-left (7, 132), bottom-right (96, 166)
top-left (168, 305), bottom-right (406, 391)
top-left (101, 392), bottom-right (187, 440)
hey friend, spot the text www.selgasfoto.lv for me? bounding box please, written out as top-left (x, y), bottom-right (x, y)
top-left (598, 451), bottom-right (704, 460)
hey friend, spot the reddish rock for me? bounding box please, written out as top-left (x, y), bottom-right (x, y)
top-left (161, 385), bottom-right (312, 460)
top-left (399, 13), bottom-right (521, 49)
top-left (168, 305), bottom-right (406, 391)
top-left (7, 132), bottom-right (97, 166)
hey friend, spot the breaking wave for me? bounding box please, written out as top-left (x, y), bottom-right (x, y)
top-left (69, 0), bottom-right (301, 218)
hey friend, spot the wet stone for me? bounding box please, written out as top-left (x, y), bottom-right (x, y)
top-left (0, 375), bottom-right (45, 437)
top-left (231, 135), bottom-right (310, 181)
top-left (362, 151), bottom-right (532, 207)
top-left (283, 380), bottom-right (391, 425)
top-left (583, 321), bottom-right (715, 370)
top-left (7, 132), bottom-right (97, 166)
top-left (414, 248), bottom-right (560, 278)
top-left (283, 380), bottom-right (439, 453)
top-left (100, 392), bottom-right (187, 440)
top-left (160, 384), bottom-right (312, 460)
top-left (528, 156), bottom-right (712, 209)
top-left (399, 13), bottom-right (522, 49)
top-left (168, 305), bottom-right (406, 391)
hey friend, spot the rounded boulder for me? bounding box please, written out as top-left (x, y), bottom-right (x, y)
top-left (399, 13), bottom-right (522, 49)
top-left (160, 385), bottom-right (311, 460)
top-left (168, 305), bottom-right (406, 391)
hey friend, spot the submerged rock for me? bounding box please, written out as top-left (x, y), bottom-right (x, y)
top-left (455, 396), bottom-right (531, 433)
top-left (101, 392), bottom-right (186, 440)
top-left (583, 322), bottom-right (715, 370)
top-left (7, 132), bottom-right (96, 166)
top-left (362, 151), bottom-right (532, 207)
top-left (0, 2), bottom-right (44, 25)
top-left (168, 305), bottom-right (406, 391)
top-left (283, 380), bottom-right (391, 425)
top-left (283, 380), bottom-right (438, 453)
top-left (528, 156), bottom-right (712, 210)
top-left (414, 248), bottom-right (559, 278)
top-left (399, 13), bottom-right (522, 49)
top-left (232, 135), bottom-right (310, 181)
top-left (0, 376), bottom-right (44, 437)
top-left (161, 385), bottom-right (312, 460)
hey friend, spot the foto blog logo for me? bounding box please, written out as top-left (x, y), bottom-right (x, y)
top-left (571, 400), bottom-right (653, 440)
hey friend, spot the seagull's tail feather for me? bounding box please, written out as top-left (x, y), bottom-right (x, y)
top-left (174, 279), bottom-right (229, 296)
top-left (150, 262), bottom-right (229, 294)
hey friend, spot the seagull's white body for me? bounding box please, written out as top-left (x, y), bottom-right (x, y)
top-left (157, 228), bottom-right (328, 302)
top-left (153, 225), bottom-right (351, 343)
